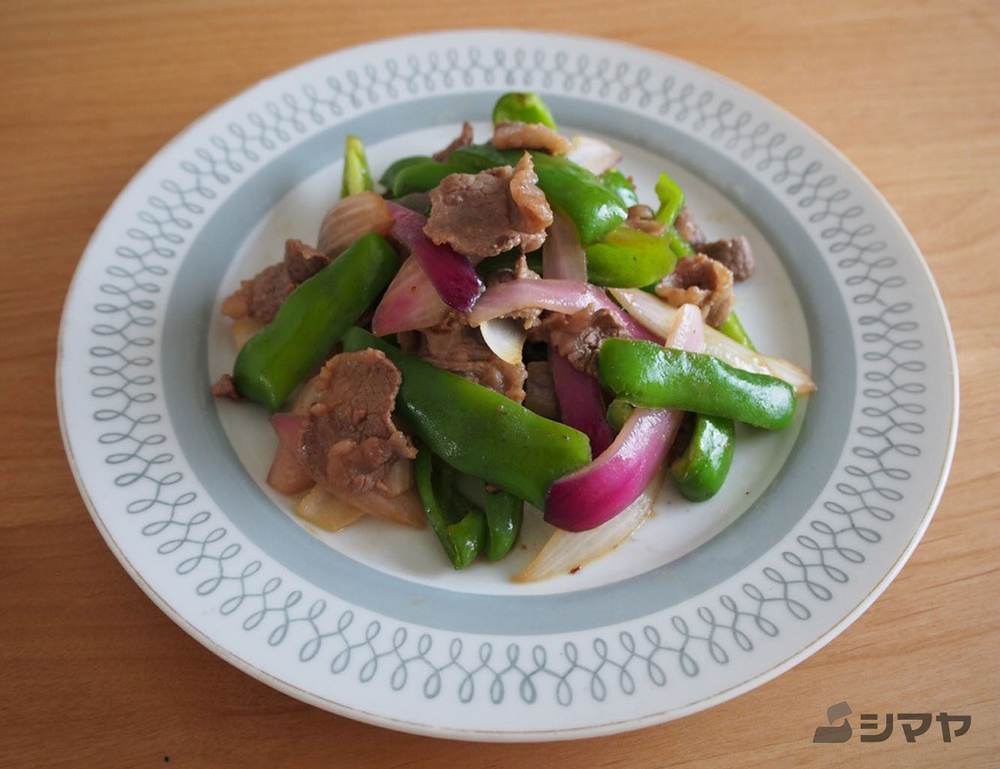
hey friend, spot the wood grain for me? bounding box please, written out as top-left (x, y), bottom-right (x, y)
top-left (1, 0), bottom-right (997, 766)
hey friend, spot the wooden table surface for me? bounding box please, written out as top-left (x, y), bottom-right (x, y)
top-left (3, 0), bottom-right (997, 766)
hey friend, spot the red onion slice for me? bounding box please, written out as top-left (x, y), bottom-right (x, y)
top-left (543, 304), bottom-right (705, 532)
top-left (549, 350), bottom-right (614, 456)
top-left (370, 255), bottom-right (450, 336)
top-left (387, 202), bottom-right (484, 313)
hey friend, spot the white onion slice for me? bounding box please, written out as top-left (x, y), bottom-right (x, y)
top-left (296, 487), bottom-right (366, 532)
top-left (609, 288), bottom-right (816, 395)
top-left (565, 135), bottom-right (623, 175)
top-left (479, 317), bottom-right (526, 365)
top-left (230, 317), bottom-right (263, 351)
top-left (514, 468), bottom-right (665, 583)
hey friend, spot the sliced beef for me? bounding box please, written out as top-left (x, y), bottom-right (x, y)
top-left (655, 252), bottom-right (735, 328)
top-left (227, 263), bottom-right (295, 324)
top-left (284, 238), bottom-right (330, 283)
top-left (623, 204), bottom-right (666, 236)
top-left (673, 206), bottom-right (705, 247)
top-left (299, 350), bottom-right (416, 494)
top-left (210, 373), bottom-right (243, 401)
top-left (492, 120), bottom-right (571, 155)
top-left (523, 360), bottom-right (559, 420)
top-left (432, 121), bottom-right (474, 162)
top-left (220, 239), bottom-right (329, 324)
top-left (531, 307), bottom-right (628, 379)
top-left (399, 313), bottom-right (527, 403)
top-left (423, 152), bottom-right (553, 258)
top-left (699, 236), bottom-right (755, 281)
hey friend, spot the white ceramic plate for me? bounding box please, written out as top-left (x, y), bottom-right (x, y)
top-left (58, 30), bottom-right (958, 741)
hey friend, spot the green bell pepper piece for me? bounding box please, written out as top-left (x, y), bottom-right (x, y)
top-left (526, 150), bottom-right (627, 244)
top-left (232, 233), bottom-right (400, 412)
top-left (391, 145), bottom-right (627, 245)
top-left (584, 226), bottom-right (676, 287)
top-left (605, 397), bottom-right (635, 432)
top-left (492, 92), bottom-right (558, 129)
top-left (653, 171), bottom-right (684, 227)
top-left (340, 135), bottom-right (373, 197)
top-left (670, 415), bottom-right (735, 501)
top-left (716, 310), bottom-right (757, 351)
top-left (483, 483), bottom-right (523, 561)
top-left (379, 155), bottom-right (430, 192)
top-left (390, 161), bottom-right (452, 198)
top-left (599, 338), bottom-right (797, 430)
top-left (342, 328), bottom-right (592, 508)
top-left (415, 449), bottom-right (487, 569)
top-left (600, 167), bottom-right (639, 208)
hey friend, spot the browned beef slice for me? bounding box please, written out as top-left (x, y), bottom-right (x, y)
top-left (531, 307), bottom-right (628, 379)
top-left (221, 239), bottom-right (329, 323)
top-left (623, 204), bottom-right (666, 236)
top-left (399, 313), bottom-right (528, 403)
top-left (299, 350), bottom-right (416, 494)
top-left (423, 152), bottom-right (553, 258)
top-left (245, 263), bottom-right (295, 324)
top-left (432, 121), bottom-right (474, 162)
top-left (524, 360), bottom-right (559, 419)
top-left (655, 252), bottom-right (735, 328)
top-left (284, 238), bottom-right (330, 283)
top-left (492, 120), bottom-right (571, 155)
top-left (673, 206), bottom-right (705, 247)
top-left (699, 236), bottom-right (755, 281)
top-left (210, 373), bottom-right (243, 401)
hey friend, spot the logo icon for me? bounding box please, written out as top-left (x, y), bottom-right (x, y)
top-left (813, 701), bottom-right (853, 744)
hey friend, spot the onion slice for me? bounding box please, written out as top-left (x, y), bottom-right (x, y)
top-left (317, 190), bottom-right (394, 258)
top-left (542, 211), bottom-right (587, 282)
top-left (231, 317), bottom-right (263, 351)
top-left (549, 351), bottom-right (613, 455)
top-left (326, 486), bottom-right (425, 529)
top-left (468, 279), bottom-right (600, 327)
top-left (543, 304), bottom-right (705, 532)
top-left (565, 135), bottom-right (623, 176)
top-left (610, 288), bottom-right (816, 395)
top-left (371, 256), bottom-right (450, 336)
top-left (480, 317), bottom-right (526, 365)
top-left (514, 468), bottom-right (665, 582)
top-left (267, 414), bottom-right (314, 495)
top-left (387, 202), bottom-right (484, 313)
top-left (296, 486), bottom-right (366, 532)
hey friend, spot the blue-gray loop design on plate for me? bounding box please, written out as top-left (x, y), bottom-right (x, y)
top-left (87, 45), bottom-right (924, 706)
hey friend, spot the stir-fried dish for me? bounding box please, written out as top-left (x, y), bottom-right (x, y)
top-left (212, 92), bottom-right (816, 581)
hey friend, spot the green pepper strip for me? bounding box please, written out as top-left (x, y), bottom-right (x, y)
top-left (492, 92), bottom-right (558, 129)
top-left (600, 167), bottom-right (639, 208)
top-left (340, 135), bottom-right (374, 198)
top-left (599, 338), bottom-right (797, 431)
top-left (584, 226), bottom-right (676, 287)
top-left (342, 328), bottom-right (592, 508)
top-left (483, 483), bottom-right (523, 561)
top-left (391, 144), bottom-right (627, 245)
top-left (605, 397), bottom-right (635, 432)
top-left (666, 226), bottom-right (696, 259)
top-left (653, 171), bottom-right (684, 227)
top-left (670, 415), bottom-right (735, 502)
top-left (716, 310), bottom-right (757, 351)
top-left (414, 449), bottom-right (487, 569)
top-left (379, 155), bottom-right (431, 193)
top-left (232, 233), bottom-right (400, 412)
